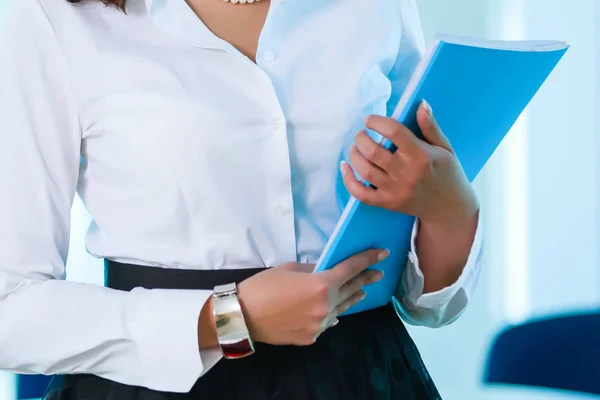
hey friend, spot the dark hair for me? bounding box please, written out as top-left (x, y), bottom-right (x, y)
top-left (66, 0), bottom-right (127, 11)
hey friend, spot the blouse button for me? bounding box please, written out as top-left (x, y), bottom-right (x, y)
top-left (263, 51), bottom-right (275, 62)
top-left (274, 203), bottom-right (288, 217)
top-left (270, 118), bottom-right (279, 131)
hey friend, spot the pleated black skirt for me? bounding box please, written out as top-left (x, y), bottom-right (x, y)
top-left (44, 261), bottom-right (441, 400)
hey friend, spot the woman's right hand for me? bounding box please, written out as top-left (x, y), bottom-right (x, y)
top-left (237, 248), bottom-right (388, 346)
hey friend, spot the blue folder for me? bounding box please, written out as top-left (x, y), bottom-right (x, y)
top-left (313, 34), bottom-right (568, 315)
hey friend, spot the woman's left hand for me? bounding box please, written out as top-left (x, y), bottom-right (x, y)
top-left (341, 100), bottom-right (478, 231)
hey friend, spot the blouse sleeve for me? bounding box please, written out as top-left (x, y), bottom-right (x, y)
top-left (0, 0), bottom-right (214, 392)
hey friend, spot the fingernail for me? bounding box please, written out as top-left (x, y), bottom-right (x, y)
top-left (340, 161), bottom-right (348, 174)
top-left (378, 249), bottom-right (390, 261)
top-left (358, 291), bottom-right (367, 301)
top-left (422, 99), bottom-right (433, 116)
top-left (371, 270), bottom-right (384, 283)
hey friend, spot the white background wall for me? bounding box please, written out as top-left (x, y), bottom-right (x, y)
top-left (1, 0), bottom-right (599, 399)
top-left (409, 1), bottom-right (600, 399)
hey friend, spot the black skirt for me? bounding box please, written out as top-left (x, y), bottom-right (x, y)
top-left (44, 261), bottom-right (441, 400)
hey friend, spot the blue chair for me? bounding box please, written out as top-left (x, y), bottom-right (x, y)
top-left (17, 374), bottom-right (52, 399)
top-left (483, 312), bottom-right (600, 395)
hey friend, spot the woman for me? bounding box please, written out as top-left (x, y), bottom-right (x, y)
top-left (0, 0), bottom-right (482, 399)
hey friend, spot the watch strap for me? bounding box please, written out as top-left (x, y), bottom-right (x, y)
top-left (212, 282), bottom-right (255, 359)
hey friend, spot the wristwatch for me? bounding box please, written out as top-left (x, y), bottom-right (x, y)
top-left (212, 282), bottom-right (256, 359)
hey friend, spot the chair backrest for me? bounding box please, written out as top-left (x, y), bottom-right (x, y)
top-left (17, 374), bottom-right (52, 399)
top-left (483, 312), bottom-right (600, 395)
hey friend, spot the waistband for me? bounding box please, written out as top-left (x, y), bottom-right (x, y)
top-left (104, 259), bottom-right (266, 291)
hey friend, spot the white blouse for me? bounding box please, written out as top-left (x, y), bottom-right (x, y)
top-left (0, 0), bottom-right (483, 394)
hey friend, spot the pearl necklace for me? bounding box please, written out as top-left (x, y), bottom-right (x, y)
top-left (223, 0), bottom-right (260, 3)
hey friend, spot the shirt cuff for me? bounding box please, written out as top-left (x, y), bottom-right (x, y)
top-left (127, 287), bottom-right (212, 393)
top-left (395, 211), bottom-right (484, 328)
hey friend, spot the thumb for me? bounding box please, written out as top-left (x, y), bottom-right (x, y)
top-left (417, 100), bottom-right (453, 152)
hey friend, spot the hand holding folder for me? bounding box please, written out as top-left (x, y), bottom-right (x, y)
top-left (313, 34), bottom-right (569, 315)
top-left (340, 102), bottom-right (479, 234)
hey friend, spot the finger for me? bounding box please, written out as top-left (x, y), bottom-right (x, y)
top-left (324, 248), bottom-right (389, 286)
top-left (321, 314), bottom-right (340, 331)
top-left (364, 115), bottom-right (420, 156)
top-left (335, 290), bottom-right (367, 316)
top-left (340, 161), bottom-right (381, 205)
top-left (312, 316), bottom-right (340, 343)
top-left (348, 144), bottom-right (389, 188)
top-left (355, 130), bottom-right (395, 171)
top-left (338, 269), bottom-right (384, 303)
top-left (417, 100), bottom-right (453, 152)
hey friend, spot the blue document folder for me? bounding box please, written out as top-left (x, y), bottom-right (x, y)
top-left (313, 34), bottom-right (568, 315)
